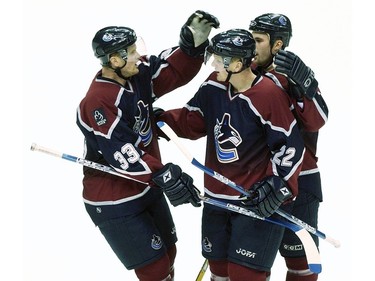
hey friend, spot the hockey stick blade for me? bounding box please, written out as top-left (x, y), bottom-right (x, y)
top-left (157, 121), bottom-right (340, 248)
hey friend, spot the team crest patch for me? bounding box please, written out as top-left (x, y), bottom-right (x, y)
top-left (202, 237), bottom-right (212, 253)
top-left (92, 108), bottom-right (107, 126)
top-left (151, 234), bottom-right (163, 250)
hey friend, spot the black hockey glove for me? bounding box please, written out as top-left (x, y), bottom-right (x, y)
top-left (152, 163), bottom-right (201, 207)
top-left (289, 84), bottom-right (304, 102)
top-left (274, 50), bottom-right (318, 100)
top-left (153, 107), bottom-right (170, 141)
top-left (240, 176), bottom-right (292, 217)
top-left (153, 107), bottom-right (165, 118)
top-left (179, 10), bottom-right (220, 57)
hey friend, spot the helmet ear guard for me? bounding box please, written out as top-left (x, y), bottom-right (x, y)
top-left (92, 26), bottom-right (137, 66)
top-left (116, 49), bottom-right (128, 61)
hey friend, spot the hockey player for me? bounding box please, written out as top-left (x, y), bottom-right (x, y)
top-left (156, 29), bottom-right (305, 281)
top-left (76, 11), bottom-right (219, 281)
top-left (249, 13), bottom-right (329, 281)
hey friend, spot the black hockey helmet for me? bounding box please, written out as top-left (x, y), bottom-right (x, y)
top-left (205, 29), bottom-right (255, 68)
top-left (249, 13), bottom-right (292, 48)
top-left (92, 26), bottom-right (137, 66)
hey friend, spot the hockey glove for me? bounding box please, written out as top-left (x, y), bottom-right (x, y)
top-left (179, 10), bottom-right (220, 57)
top-left (274, 50), bottom-right (318, 100)
top-left (153, 107), bottom-right (170, 141)
top-left (152, 163), bottom-right (201, 207)
top-left (153, 107), bottom-right (165, 118)
top-left (289, 83), bottom-right (304, 102)
top-left (240, 176), bottom-right (292, 217)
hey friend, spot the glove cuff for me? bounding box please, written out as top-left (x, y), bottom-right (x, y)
top-left (267, 176), bottom-right (292, 203)
top-left (304, 79), bottom-right (319, 100)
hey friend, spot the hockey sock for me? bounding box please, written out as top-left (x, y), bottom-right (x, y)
top-left (134, 252), bottom-right (171, 281)
top-left (285, 256), bottom-right (318, 281)
top-left (228, 261), bottom-right (268, 281)
top-left (208, 260), bottom-right (229, 281)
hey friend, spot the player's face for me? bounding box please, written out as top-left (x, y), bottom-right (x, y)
top-left (211, 54), bottom-right (225, 71)
top-left (211, 54), bottom-right (228, 81)
top-left (252, 32), bottom-right (273, 67)
top-left (121, 44), bottom-right (141, 78)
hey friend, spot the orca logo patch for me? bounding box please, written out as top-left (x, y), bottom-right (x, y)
top-left (93, 108), bottom-right (107, 126)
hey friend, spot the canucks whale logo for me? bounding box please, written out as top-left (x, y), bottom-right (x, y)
top-left (214, 113), bottom-right (242, 163)
top-left (151, 234), bottom-right (163, 250)
top-left (202, 237), bottom-right (212, 253)
top-left (133, 101), bottom-right (152, 146)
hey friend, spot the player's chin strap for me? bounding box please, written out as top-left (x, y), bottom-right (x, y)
top-left (225, 68), bottom-right (244, 83)
top-left (113, 61), bottom-right (128, 80)
top-left (224, 70), bottom-right (233, 83)
top-left (225, 60), bottom-right (250, 83)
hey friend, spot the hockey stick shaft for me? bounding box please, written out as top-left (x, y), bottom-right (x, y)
top-left (274, 208), bottom-right (340, 247)
top-left (157, 121), bottom-right (340, 247)
top-left (30, 143), bottom-right (148, 185)
top-left (195, 259), bottom-right (208, 281)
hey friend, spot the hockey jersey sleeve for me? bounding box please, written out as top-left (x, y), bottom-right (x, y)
top-left (157, 83), bottom-right (208, 140)
top-left (292, 87), bottom-right (329, 132)
top-left (147, 46), bottom-right (204, 100)
top-left (158, 107), bottom-right (206, 140)
top-left (268, 71), bottom-right (329, 132)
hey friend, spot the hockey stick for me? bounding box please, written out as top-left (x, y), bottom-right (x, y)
top-left (30, 143), bottom-right (148, 185)
top-left (157, 122), bottom-right (321, 274)
top-left (195, 259), bottom-right (208, 281)
top-left (157, 121), bottom-right (340, 248)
